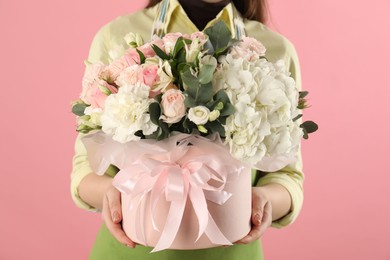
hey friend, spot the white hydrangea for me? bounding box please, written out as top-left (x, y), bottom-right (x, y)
top-left (214, 52), bottom-right (303, 170)
top-left (100, 82), bottom-right (158, 143)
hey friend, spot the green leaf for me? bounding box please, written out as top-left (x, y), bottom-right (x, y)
top-left (136, 48), bottom-right (145, 64)
top-left (72, 103), bottom-right (89, 116)
top-left (300, 120), bottom-right (318, 134)
top-left (152, 44), bottom-right (169, 60)
top-left (302, 128), bottom-right (308, 139)
top-left (181, 69), bottom-right (199, 91)
top-left (214, 90), bottom-right (230, 104)
top-left (220, 103), bottom-right (235, 116)
top-left (196, 82), bottom-right (213, 104)
top-left (292, 114), bottom-right (303, 122)
top-left (215, 39), bottom-right (239, 56)
top-left (172, 37), bottom-right (185, 58)
top-left (184, 95), bottom-right (197, 108)
top-left (157, 122), bottom-right (170, 140)
top-left (206, 121), bottom-right (225, 137)
top-left (204, 40), bottom-right (215, 55)
top-left (299, 91), bottom-right (309, 99)
top-left (204, 21), bottom-right (232, 54)
top-left (154, 93), bottom-right (163, 103)
top-left (198, 64), bottom-right (215, 84)
top-left (176, 48), bottom-right (187, 64)
top-left (218, 116), bottom-right (227, 125)
top-left (149, 102), bottom-right (161, 125)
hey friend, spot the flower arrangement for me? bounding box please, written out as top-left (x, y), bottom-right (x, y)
top-left (72, 21), bottom-right (317, 171)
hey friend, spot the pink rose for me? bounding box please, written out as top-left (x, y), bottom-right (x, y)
top-left (81, 79), bottom-right (117, 109)
top-left (140, 63), bottom-right (160, 97)
top-left (160, 89), bottom-right (186, 123)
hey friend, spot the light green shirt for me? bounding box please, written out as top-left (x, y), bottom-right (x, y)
top-left (71, 0), bottom-right (304, 231)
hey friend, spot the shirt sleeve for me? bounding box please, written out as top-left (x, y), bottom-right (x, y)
top-left (70, 24), bottom-right (111, 211)
top-left (256, 42), bottom-right (305, 228)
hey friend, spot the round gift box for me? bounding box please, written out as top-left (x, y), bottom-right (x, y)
top-left (120, 145), bottom-right (252, 250)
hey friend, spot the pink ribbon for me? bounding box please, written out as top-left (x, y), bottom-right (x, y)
top-left (82, 132), bottom-right (247, 252)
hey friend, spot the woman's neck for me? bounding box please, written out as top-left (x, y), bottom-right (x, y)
top-left (178, 0), bottom-right (231, 30)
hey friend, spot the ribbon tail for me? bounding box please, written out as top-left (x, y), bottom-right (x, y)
top-left (150, 172), bottom-right (168, 232)
top-left (204, 213), bottom-right (232, 246)
top-left (189, 186), bottom-right (209, 242)
top-left (124, 195), bottom-right (145, 246)
top-left (151, 199), bottom-right (186, 252)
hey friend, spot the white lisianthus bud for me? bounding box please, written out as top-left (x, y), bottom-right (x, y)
top-left (208, 110), bottom-right (220, 121)
top-left (197, 125), bottom-right (208, 133)
top-left (124, 32), bottom-right (144, 48)
top-left (188, 106), bottom-right (210, 125)
top-left (214, 102), bottom-right (224, 111)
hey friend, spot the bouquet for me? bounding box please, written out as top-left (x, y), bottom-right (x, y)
top-left (72, 21), bottom-right (317, 251)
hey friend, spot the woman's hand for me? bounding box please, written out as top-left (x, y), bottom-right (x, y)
top-left (102, 185), bottom-right (137, 248)
top-left (235, 187), bottom-right (273, 244)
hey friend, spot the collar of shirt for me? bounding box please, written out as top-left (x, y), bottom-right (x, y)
top-left (161, 0), bottom-right (237, 38)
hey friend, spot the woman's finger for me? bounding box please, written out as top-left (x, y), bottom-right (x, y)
top-left (258, 201), bottom-right (272, 235)
top-left (103, 191), bottom-right (136, 248)
top-left (106, 187), bottom-right (122, 224)
top-left (234, 217), bottom-right (262, 244)
top-left (235, 189), bottom-right (271, 244)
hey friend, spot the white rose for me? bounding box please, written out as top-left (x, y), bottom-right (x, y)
top-left (188, 106), bottom-right (210, 125)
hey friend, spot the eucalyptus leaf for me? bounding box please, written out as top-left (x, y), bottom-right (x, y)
top-left (220, 103), bottom-right (235, 116)
top-left (204, 21), bottom-right (232, 53)
top-left (198, 64), bottom-right (215, 84)
top-left (300, 120), bottom-right (318, 134)
top-left (197, 82), bottom-right (214, 104)
top-left (206, 121), bottom-right (225, 137)
top-left (299, 91), bottom-right (309, 99)
top-left (214, 90), bottom-right (230, 104)
top-left (72, 103), bottom-right (89, 116)
top-left (184, 95), bottom-right (197, 108)
top-left (181, 69), bottom-right (199, 92)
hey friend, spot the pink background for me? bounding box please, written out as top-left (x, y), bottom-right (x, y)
top-left (1, 0), bottom-right (389, 259)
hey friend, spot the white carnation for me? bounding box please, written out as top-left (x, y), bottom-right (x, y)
top-left (101, 82), bottom-right (158, 143)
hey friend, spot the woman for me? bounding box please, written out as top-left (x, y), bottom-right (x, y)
top-left (71, 0), bottom-right (304, 259)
